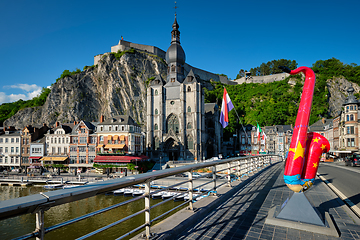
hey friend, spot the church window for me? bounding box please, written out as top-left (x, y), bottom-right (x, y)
top-left (170, 101), bottom-right (175, 105)
top-left (155, 109), bottom-right (158, 115)
top-left (167, 114), bottom-right (179, 134)
top-left (187, 135), bottom-right (194, 150)
top-left (187, 122), bottom-right (192, 129)
top-left (155, 124), bottom-right (158, 130)
top-left (187, 106), bottom-right (191, 112)
top-left (155, 90), bottom-right (158, 95)
top-left (171, 65), bottom-right (175, 72)
top-left (187, 86), bottom-right (191, 92)
top-left (155, 137), bottom-right (160, 150)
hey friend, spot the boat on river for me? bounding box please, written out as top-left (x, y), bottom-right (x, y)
top-left (44, 184), bottom-right (64, 189)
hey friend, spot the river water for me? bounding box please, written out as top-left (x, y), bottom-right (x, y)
top-left (0, 185), bottom-right (183, 240)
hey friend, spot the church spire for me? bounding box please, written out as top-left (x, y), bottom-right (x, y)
top-left (171, 15), bottom-right (180, 44)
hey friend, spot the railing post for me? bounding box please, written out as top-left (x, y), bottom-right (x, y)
top-left (227, 162), bottom-right (231, 187)
top-left (145, 180), bottom-right (151, 239)
top-left (35, 209), bottom-right (45, 240)
top-left (188, 170), bottom-right (193, 210)
top-left (212, 166), bottom-right (217, 196)
top-left (237, 160), bottom-right (241, 181)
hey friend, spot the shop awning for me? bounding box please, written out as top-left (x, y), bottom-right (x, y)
top-left (41, 156), bottom-right (68, 161)
top-left (94, 155), bottom-right (149, 163)
top-left (96, 144), bottom-right (104, 148)
top-left (119, 135), bottom-right (125, 140)
top-left (104, 144), bottom-right (125, 149)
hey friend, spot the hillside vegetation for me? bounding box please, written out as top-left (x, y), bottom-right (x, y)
top-left (205, 58), bottom-right (360, 137)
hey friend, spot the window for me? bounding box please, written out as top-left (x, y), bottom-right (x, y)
top-left (15, 157), bottom-right (19, 164)
top-left (0, 147), bottom-right (2, 153)
top-left (187, 122), bottom-right (192, 129)
top-left (187, 86), bottom-right (191, 92)
top-left (350, 106), bottom-right (354, 110)
top-left (52, 147), bottom-right (55, 153)
top-left (155, 124), bottom-right (158, 130)
top-left (79, 156), bottom-right (86, 163)
top-left (4, 156), bottom-right (7, 163)
top-left (51, 138), bottom-right (53, 144)
top-left (155, 90), bottom-right (158, 95)
top-left (80, 137), bottom-right (87, 143)
top-left (16, 147), bottom-right (19, 153)
top-left (0, 138), bottom-right (2, 143)
top-left (22, 148), bottom-right (25, 154)
top-left (187, 135), bottom-right (194, 150)
top-left (73, 137), bottom-right (78, 143)
top-left (32, 148), bottom-right (41, 154)
top-left (5, 147), bottom-right (8, 153)
top-left (64, 147), bottom-right (67, 154)
top-left (355, 106), bottom-right (357, 110)
top-left (121, 126), bottom-right (125, 131)
top-left (187, 106), bottom-right (191, 112)
top-left (66, 138), bottom-right (69, 144)
top-left (58, 147), bottom-right (61, 153)
top-left (115, 126), bottom-right (118, 131)
top-left (62, 138), bottom-right (65, 143)
top-left (108, 138), bottom-right (112, 144)
top-left (171, 78), bottom-right (175, 82)
top-left (11, 138), bottom-right (14, 143)
top-left (347, 106), bottom-right (349, 112)
top-left (54, 138), bottom-right (57, 144)
top-left (109, 126), bottom-right (112, 131)
top-left (0, 157), bottom-right (2, 163)
top-left (154, 137), bottom-right (160, 150)
top-left (10, 157), bottom-right (14, 163)
top-left (5, 138), bottom-right (8, 143)
top-left (16, 138), bottom-right (19, 143)
top-left (347, 138), bottom-right (355, 147)
top-left (100, 136), bottom-right (104, 142)
top-left (155, 109), bottom-right (158, 115)
top-left (100, 126), bottom-right (103, 131)
top-left (347, 115), bottom-right (350, 121)
top-left (167, 114), bottom-right (179, 134)
top-left (89, 147), bottom-right (95, 152)
top-left (351, 115), bottom-right (354, 121)
top-left (70, 147), bottom-right (77, 152)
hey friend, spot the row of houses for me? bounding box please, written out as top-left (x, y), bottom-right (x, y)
top-left (0, 115), bottom-right (146, 173)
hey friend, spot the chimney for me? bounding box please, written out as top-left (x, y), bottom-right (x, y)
top-left (74, 121), bottom-right (76, 126)
top-left (322, 118), bottom-right (325, 124)
top-left (100, 115), bottom-right (104, 123)
top-left (55, 121), bottom-right (59, 127)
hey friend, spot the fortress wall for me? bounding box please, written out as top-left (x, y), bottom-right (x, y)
top-left (95, 40), bottom-right (166, 65)
top-left (234, 73), bottom-right (290, 85)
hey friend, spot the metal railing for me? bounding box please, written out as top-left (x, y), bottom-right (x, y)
top-left (0, 154), bottom-right (281, 240)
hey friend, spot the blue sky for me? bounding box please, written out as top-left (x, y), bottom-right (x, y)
top-left (1, 0), bottom-right (359, 104)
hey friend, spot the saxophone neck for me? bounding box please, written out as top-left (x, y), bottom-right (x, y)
top-left (290, 66), bottom-right (315, 80)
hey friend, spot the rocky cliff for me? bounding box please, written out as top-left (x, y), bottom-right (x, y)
top-left (4, 50), bottom-right (168, 129)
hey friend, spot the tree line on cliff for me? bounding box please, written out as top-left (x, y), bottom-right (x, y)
top-left (1, 57), bottom-right (360, 131)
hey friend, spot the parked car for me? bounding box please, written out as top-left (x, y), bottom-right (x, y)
top-left (345, 154), bottom-right (360, 167)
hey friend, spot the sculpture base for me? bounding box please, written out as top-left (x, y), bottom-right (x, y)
top-left (265, 192), bottom-right (339, 237)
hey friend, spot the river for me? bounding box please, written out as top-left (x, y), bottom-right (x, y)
top-left (0, 185), bottom-right (183, 240)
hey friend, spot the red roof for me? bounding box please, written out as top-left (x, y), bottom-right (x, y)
top-left (94, 155), bottom-right (149, 163)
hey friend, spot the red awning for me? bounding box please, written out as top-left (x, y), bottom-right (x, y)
top-left (94, 155), bottom-right (149, 163)
top-left (29, 156), bottom-right (42, 159)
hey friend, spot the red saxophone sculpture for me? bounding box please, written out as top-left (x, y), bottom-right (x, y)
top-left (280, 66), bottom-right (330, 192)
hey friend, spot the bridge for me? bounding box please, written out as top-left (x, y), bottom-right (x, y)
top-left (1, 155), bottom-right (360, 239)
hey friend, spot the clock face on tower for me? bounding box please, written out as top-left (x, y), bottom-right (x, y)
top-left (247, 126), bottom-right (252, 131)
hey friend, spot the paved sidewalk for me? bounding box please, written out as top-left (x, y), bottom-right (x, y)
top-left (177, 163), bottom-right (360, 240)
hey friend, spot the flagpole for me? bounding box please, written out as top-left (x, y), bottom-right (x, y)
top-left (223, 87), bottom-right (251, 156)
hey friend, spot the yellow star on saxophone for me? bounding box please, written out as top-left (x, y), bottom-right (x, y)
top-left (289, 141), bottom-right (305, 160)
top-left (313, 162), bottom-right (318, 168)
top-left (321, 144), bottom-right (326, 150)
top-left (313, 137), bottom-right (320, 143)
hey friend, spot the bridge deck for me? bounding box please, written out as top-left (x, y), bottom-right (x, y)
top-left (144, 163), bottom-right (360, 240)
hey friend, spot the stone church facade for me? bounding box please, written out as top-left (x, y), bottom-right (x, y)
top-left (146, 17), bottom-right (221, 161)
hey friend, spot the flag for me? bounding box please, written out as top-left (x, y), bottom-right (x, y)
top-left (262, 132), bottom-right (267, 141)
top-left (256, 123), bottom-right (262, 142)
top-left (219, 88), bottom-right (234, 128)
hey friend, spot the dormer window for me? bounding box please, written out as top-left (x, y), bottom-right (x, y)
top-left (155, 90), bottom-right (158, 95)
top-left (171, 78), bottom-right (175, 82)
top-left (187, 86), bottom-right (191, 92)
top-left (187, 76), bottom-right (194, 82)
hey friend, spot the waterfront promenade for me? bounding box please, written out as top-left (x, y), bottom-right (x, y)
top-left (140, 163), bottom-right (360, 240)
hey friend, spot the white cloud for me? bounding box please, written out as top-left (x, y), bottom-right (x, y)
top-left (8, 84), bottom-right (41, 92)
top-left (0, 84), bottom-right (44, 105)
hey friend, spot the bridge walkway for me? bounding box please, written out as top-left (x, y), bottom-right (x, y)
top-left (173, 163), bottom-right (360, 240)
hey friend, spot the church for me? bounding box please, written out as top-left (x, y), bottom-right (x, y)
top-left (146, 16), bottom-right (222, 161)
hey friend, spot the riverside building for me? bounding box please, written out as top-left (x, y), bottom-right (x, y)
top-left (0, 127), bottom-right (21, 171)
